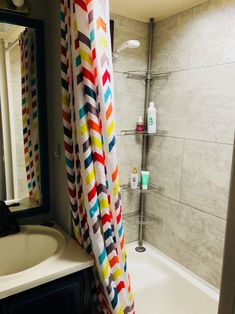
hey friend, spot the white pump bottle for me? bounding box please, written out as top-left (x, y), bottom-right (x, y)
top-left (147, 102), bottom-right (157, 133)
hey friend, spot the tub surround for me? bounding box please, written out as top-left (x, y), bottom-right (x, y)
top-left (0, 225), bottom-right (94, 299)
top-left (127, 242), bottom-right (219, 314)
top-left (144, 0), bottom-right (235, 289)
top-left (111, 3), bottom-right (233, 288)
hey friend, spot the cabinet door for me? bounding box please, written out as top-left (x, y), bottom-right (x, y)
top-left (2, 273), bottom-right (84, 314)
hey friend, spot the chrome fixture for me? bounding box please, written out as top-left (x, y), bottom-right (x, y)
top-left (112, 40), bottom-right (140, 61)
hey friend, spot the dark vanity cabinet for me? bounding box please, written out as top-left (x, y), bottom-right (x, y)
top-left (0, 270), bottom-right (93, 314)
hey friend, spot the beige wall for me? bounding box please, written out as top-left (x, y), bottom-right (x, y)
top-left (144, 0), bottom-right (235, 288)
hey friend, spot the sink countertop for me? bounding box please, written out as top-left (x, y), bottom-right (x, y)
top-left (0, 225), bottom-right (94, 299)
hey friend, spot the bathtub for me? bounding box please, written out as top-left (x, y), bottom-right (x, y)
top-left (126, 242), bottom-right (219, 314)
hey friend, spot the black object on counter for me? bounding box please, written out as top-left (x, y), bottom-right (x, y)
top-left (0, 201), bottom-right (20, 237)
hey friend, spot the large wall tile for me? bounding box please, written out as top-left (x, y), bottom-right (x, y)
top-left (124, 215), bottom-right (139, 244)
top-left (152, 9), bottom-right (192, 73)
top-left (144, 194), bottom-right (226, 288)
top-left (147, 137), bottom-right (184, 201)
top-left (114, 72), bottom-right (145, 134)
top-left (189, 0), bottom-right (235, 68)
top-left (116, 135), bottom-right (142, 186)
top-left (111, 13), bottom-right (148, 73)
top-left (150, 71), bottom-right (194, 140)
top-left (186, 64), bottom-right (235, 144)
top-left (151, 64), bottom-right (235, 144)
top-left (148, 0), bottom-right (235, 289)
top-left (121, 190), bottom-right (140, 216)
top-left (181, 141), bottom-right (233, 219)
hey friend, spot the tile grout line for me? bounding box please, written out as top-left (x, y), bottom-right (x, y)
top-left (116, 133), bottom-right (234, 146)
top-left (186, 8), bottom-right (194, 71)
top-left (149, 192), bottom-right (226, 222)
top-left (179, 139), bottom-right (186, 203)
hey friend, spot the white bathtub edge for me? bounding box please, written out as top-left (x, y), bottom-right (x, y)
top-left (126, 241), bottom-right (220, 302)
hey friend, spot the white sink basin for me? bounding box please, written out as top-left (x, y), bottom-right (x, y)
top-left (0, 225), bottom-right (66, 277)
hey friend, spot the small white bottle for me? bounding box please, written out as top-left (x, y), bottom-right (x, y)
top-left (130, 168), bottom-right (138, 190)
top-left (147, 101), bottom-right (157, 134)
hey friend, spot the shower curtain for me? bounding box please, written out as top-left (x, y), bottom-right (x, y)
top-left (61, 0), bottom-right (135, 313)
top-left (20, 29), bottom-right (40, 204)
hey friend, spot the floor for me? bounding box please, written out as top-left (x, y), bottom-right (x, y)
top-left (126, 242), bottom-right (219, 314)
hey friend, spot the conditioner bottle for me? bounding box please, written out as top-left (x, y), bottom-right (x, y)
top-left (147, 101), bottom-right (157, 134)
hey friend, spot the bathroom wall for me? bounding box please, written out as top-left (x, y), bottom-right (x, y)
top-left (111, 13), bottom-right (148, 243)
top-left (144, 0), bottom-right (235, 288)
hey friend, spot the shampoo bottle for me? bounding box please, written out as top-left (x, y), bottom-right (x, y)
top-left (130, 168), bottom-right (139, 190)
top-left (147, 101), bottom-right (157, 134)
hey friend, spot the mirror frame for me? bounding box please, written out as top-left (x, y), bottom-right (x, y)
top-left (0, 10), bottom-right (49, 219)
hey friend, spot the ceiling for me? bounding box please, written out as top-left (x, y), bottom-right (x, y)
top-left (110, 0), bottom-right (208, 22)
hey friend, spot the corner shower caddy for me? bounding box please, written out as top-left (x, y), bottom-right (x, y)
top-left (120, 18), bottom-right (169, 252)
top-left (120, 129), bottom-right (167, 252)
top-left (121, 183), bottom-right (163, 227)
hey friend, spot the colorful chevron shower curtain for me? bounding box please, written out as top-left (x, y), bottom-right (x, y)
top-left (61, 0), bottom-right (135, 313)
top-left (20, 29), bottom-right (40, 204)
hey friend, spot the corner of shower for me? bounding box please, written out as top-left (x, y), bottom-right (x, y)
top-left (119, 18), bottom-right (169, 253)
top-left (136, 17), bottom-right (154, 253)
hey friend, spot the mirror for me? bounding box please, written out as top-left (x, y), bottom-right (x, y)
top-left (0, 11), bottom-right (48, 216)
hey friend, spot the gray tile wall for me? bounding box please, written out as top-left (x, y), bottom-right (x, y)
top-left (144, 0), bottom-right (235, 288)
top-left (111, 14), bottom-right (148, 243)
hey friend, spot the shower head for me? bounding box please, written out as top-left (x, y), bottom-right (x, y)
top-left (117, 40), bottom-right (140, 52)
top-left (113, 40), bottom-right (140, 61)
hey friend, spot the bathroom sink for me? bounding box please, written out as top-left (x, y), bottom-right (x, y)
top-left (0, 225), bottom-right (66, 277)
